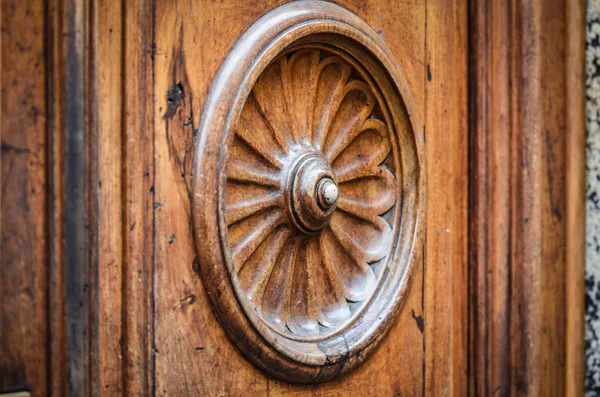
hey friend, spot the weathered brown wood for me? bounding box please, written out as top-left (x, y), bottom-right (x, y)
top-left (106, 0), bottom-right (463, 393)
top-left (61, 0), bottom-right (96, 394)
top-left (468, 0), bottom-right (586, 395)
top-left (94, 0), bottom-right (156, 395)
top-left (63, 1), bottom-right (93, 394)
top-left (0, 1), bottom-right (49, 395)
top-left (2, 0), bottom-right (95, 395)
top-left (122, 0), bottom-right (155, 395)
top-left (468, 2), bottom-right (512, 394)
top-left (152, 1), bottom-right (207, 394)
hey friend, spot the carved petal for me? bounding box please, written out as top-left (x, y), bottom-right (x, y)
top-left (252, 58), bottom-right (292, 150)
top-left (236, 93), bottom-right (285, 167)
top-left (238, 226), bottom-right (292, 302)
top-left (288, 238), bottom-right (320, 336)
top-left (312, 237), bottom-right (351, 327)
top-left (329, 211), bottom-right (392, 265)
top-left (332, 119), bottom-right (391, 183)
top-left (229, 135), bottom-right (279, 176)
top-left (224, 181), bottom-right (281, 225)
top-left (323, 81), bottom-right (375, 162)
top-left (312, 57), bottom-right (352, 150)
top-left (282, 50), bottom-right (320, 144)
top-left (336, 168), bottom-right (396, 218)
top-left (320, 227), bottom-right (377, 302)
top-left (261, 237), bottom-right (301, 332)
top-left (227, 160), bottom-right (280, 187)
top-left (225, 48), bottom-right (400, 342)
top-left (228, 208), bottom-right (285, 272)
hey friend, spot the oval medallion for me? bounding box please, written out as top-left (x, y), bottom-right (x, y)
top-left (192, 0), bottom-right (424, 383)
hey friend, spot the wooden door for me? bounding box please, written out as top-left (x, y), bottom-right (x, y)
top-left (0, 0), bottom-right (585, 396)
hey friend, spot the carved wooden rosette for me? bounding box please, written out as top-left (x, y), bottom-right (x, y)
top-left (192, 1), bottom-right (424, 383)
top-left (228, 47), bottom-right (396, 340)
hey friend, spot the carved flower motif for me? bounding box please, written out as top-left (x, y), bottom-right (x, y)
top-left (225, 49), bottom-right (397, 339)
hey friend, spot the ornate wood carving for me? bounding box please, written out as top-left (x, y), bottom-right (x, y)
top-left (192, 1), bottom-right (424, 383)
top-left (227, 48), bottom-right (396, 339)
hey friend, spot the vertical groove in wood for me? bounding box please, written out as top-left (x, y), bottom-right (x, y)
top-left (469, 0), bottom-right (584, 395)
top-left (565, 0), bottom-right (586, 395)
top-left (88, 0), bottom-right (98, 395)
top-left (467, 2), bottom-right (483, 394)
top-left (509, 1), bottom-right (543, 393)
top-left (62, 0), bottom-right (92, 394)
top-left (122, 0), bottom-right (155, 395)
top-left (469, 1), bottom-right (515, 395)
top-left (424, 1), bottom-right (468, 396)
top-left (477, 1), bottom-right (514, 395)
top-left (539, 0), bottom-right (568, 394)
top-left (489, 3), bottom-right (512, 395)
top-left (47, 0), bottom-right (67, 394)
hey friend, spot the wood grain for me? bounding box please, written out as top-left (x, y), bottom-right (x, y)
top-left (0, 1), bottom-right (49, 395)
top-left (63, 1), bottom-right (92, 394)
top-left (95, 0), bottom-right (124, 394)
top-left (468, 1), bottom-right (512, 394)
top-left (468, 0), bottom-right (586, 395)
top-left (47, 0), bottom-right (67, 394)
top-left (424, 1), bottom-right (468, 395)
top-left (122, 0), bottom-right (155, 395)
top-left (153, 1), bottom-right (207, 394)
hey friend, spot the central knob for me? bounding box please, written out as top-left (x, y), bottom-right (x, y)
top-left (317, 178), bottom-right (339, 209)
top-left (287, 152), bottom-right (337, 234)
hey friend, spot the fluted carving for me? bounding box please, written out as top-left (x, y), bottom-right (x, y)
top-left (225, 49), bottom-right (397, 340)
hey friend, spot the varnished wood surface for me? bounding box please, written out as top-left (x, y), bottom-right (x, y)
top-left (122, 1), bottom-right (156, 395)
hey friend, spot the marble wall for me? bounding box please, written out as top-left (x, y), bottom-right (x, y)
top-left (587, 1), bottom-right (600, 395)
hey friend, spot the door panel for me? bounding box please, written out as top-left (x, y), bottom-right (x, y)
top-left (142, 1), bottom-right (465, 394)
top-left (0, 0), bottom-right (585, 396)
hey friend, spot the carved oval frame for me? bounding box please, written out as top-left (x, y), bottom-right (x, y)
top-left (192, 0), bottom-right (425, 383)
